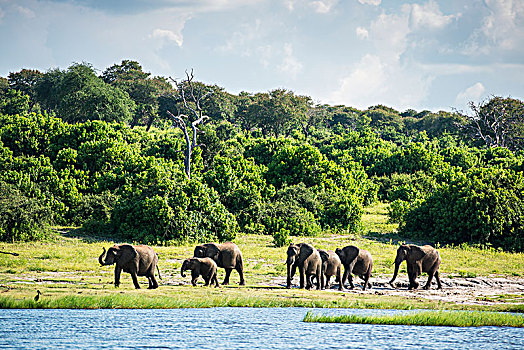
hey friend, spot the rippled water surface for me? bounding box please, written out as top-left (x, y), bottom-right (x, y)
top-left (0, 308), bottom-right (522, 349)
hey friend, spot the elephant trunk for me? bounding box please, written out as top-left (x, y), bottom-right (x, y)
top-left (98, 247), bottom-right (107, 266)
top-left (181, 262), bottom-right (187, 278)
top-left (389, 259), bottom-right (401, 287)
top-left (286, 257), bottom-right (295, 288)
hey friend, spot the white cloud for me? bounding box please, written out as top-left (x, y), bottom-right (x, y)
top-left (409, 1), bottom-right (456, 30)
top-left (310, 0), bottom-right (338, 14)
top-left (330, 54), bottom-right (386, 108)
top-left (358, 0), bottom-right (381, 6)
top-left (464, 0), bottom-right (524, 54)
top-left (356, 26), bottom-right (368, 39)
top-left (456, 82), bottom-right (486, 107)
top-left (13, 5), bottom-right (35, 18)
top-left (150, 29), bottom-right (184, 47)
top-left (278, 43), bottom-right (303, 78)
top-left (369, 10), bottom-right (410, 62)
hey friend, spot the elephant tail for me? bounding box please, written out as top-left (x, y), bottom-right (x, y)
top-left (156, 265), bottom-right (162, 280)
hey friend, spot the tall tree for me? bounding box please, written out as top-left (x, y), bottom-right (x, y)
top-left (102, 60), bottom-right (171, 130)
top-left (167, 70), bottom-right (211, 179)
top-left (7, 69), bottom-right (43, 112)
top-left (34, 62), bottom-right (135, 124)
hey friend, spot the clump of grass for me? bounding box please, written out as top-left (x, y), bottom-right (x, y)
top-left (303, 310), bottom-right (524, 328)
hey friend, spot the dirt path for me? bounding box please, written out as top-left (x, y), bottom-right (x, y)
top-left (269, 275), bottom-right (524, 306)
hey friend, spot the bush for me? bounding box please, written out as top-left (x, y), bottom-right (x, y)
top-left (400, 167), bottom-right (524, 251)
top-left (0, 182), bottom-right (54, 241)
top-left (110, 167), bottom-right (238, 244)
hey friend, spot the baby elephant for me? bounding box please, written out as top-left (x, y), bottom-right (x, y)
top-left (181, 257), bottom-right (219, 287)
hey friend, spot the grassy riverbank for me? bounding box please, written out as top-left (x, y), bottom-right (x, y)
top-left (303, 310), bottom-right (524, 328)
top-left (0, 203), bottom-right (523, 310)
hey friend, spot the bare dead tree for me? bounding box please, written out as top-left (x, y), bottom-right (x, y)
top-left (167, 70), bottom-right (212, 179)
top-left (456, 96), bottom-right (524, 150)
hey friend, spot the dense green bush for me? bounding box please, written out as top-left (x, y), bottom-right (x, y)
top-left (0, 181), bottom-right (54, 241)
top-left (400, 167), bottom-right (524, 251)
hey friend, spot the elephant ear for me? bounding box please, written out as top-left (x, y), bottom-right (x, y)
top-left (117, 244), bottom-right (138, 264)
top-left (204, 243), bottom-right (220, 261)
top-left (408, 245), bottom-right (426, 262)
top-left (342, 245), bottom-right (359, 263)
top-left (318, 250), bottom-right (329, 262)
top-left (298, 243), bottom-right (314, 263)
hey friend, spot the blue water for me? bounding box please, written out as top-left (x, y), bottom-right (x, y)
top-left (0, 308), bottom-right (522, 349)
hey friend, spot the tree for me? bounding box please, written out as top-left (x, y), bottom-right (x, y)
top-left (7, 69), bottom-right (43, 112)
top-left (459, 96), bottom-right (524, 151)
top-left (34, 62), bottom-right (135, 124)
top-left (102, 60), bottom-right (172, 130)
top-left (167, 70), bottom-right (211, 179)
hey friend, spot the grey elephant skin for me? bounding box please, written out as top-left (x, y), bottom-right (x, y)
top-left (193, 242), bottom-right (245, 285)
top-left (335, 245), bottom-right (373, 290)
top-left (286, 243), bottom-right (323, 290)
top-left (318, 249), bottom-right (343, 290)
top-left (99, 244), bottom-right (161, 289)
top-left (181, 257), bottom-right (219, 287)
top-left (389, 244), bottom-right (442, 290)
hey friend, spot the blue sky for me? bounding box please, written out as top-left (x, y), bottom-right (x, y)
top-left (0, 0), bottom-right (523, 113)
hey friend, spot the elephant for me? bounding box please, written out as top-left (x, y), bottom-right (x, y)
top-left (318, 249), bottom-right (343, 290)
top-left (389, 244), bottom-right (442, 290)
top-left (286, 243), bottom-right (323, 290)
top-left (181, 257), bottom-right (219, 287)
top-left (193, 242), bottom-right (245, 285)
top-left (335, 245), bottom-right (373, 291)
top-left (98, 244), bottom-right (161, 289)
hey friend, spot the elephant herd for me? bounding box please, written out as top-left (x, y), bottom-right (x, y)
top-left (98, 241), bottom-right (442, 291)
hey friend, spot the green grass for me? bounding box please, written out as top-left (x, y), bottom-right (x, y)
top-left (303, 310), bottom-right (524, 327)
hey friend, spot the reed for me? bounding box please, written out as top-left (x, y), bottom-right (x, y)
top-left (303, 310), bottom-right (524, 327)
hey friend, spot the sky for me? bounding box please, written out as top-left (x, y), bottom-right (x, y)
top-left (0, 0), bottom-right (523, 113)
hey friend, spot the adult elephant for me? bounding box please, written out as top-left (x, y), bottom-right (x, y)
top-left (318, 249), bottom-right (342, 290)
top-left (389, 244), bottom-right (442, 290)
top-left (99, 244), bottom-right (161, 289)
top-left (193, 242), bottom-right (245, 285)
top-left (286, 243), bottom-right (323, 290)
top-left (335, 245), bottom-right (373, 291)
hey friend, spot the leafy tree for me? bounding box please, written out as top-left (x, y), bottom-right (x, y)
top-left (35, 63), bottom-right (135, 124)
top-left (7, 69), bottom-right (43, 112)
top-left (102, 60), bottom-right (172, 130)
top-left (0, 89), bottom-right (30, 116)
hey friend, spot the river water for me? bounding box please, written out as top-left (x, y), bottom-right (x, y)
top-left (0, 308), bottom-right (522, 349)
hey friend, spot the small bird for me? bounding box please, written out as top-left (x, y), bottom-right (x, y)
top-left (34, 290), bottom-right (42, 302)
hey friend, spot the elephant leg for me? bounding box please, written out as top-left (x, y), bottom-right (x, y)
top-left (191, 271), bottom-right (199, 286)
top-left (407, 264), bottom-right (418, 290)
top-left (361, 274), bottom-right (370, 291)
top-left (337, 267), bottom-right (343, 291)
top-left (114, 266), bottom-right (122, 288)
top-left (223, 268), bottom-right (232, 285)
top-left (150, 275), bottom-right (158, 289)
top-left (130, 272), bottom-right (140, 289)
top-left (325, 275), bottom-right (331, 289)
top-left (235, 265), bottom-right (245, 286)
top-left (341, 267), bottom-right (350, 289)
top-left (213, 273), bottom-right (219, 287)
top-left (317, 266), bottom-right (323, 290)
top-left (299, 267), bottom-right (305, 289)
top-left (434, 270), bottom-right (442, 289)
top-left (347, 274), bottom-right (355, 289)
